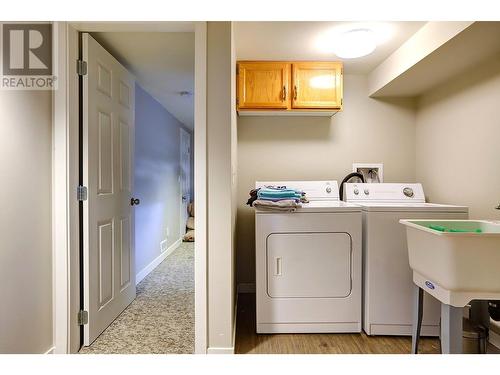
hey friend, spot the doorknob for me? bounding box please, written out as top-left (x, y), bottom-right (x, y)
top-left (131, 198), bottom-right (140, 206)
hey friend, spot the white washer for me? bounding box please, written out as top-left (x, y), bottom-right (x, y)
top-left (344, 183), bottom-right (468, 336)
top-left (255, 181), bottom-right (362, 333)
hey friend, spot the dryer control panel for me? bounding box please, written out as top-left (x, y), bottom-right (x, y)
top-left (344, 183), bottom-right (425, 203)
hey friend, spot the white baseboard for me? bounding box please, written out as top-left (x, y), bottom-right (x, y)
top-left (207, 347), bottom-right (234, 354)
top-left (136, 238), bottom-right (182, 285)
top-left (44, 346), bottom-right (55, 354)
top-left (237, 283), bottom-right (255, 294)
top-left (207, 292), bottom-right (238, 355)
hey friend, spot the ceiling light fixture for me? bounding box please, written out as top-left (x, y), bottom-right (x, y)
top-left (332, 28), bottom-right (377, 59)
top-left (315, 23), bottom-right (394, 59)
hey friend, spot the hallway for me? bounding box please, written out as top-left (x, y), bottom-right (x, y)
top-left (80, 242), bottom-right (194, 354)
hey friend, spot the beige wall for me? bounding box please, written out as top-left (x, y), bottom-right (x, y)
top-left (236, 74), bottom-right (417, 285)
top-left (415, 53), bottom-right (500, 219)
top-left (0, 90), bottom-right (53, 353)
top-left (206, 21), bottom-right (237, 351)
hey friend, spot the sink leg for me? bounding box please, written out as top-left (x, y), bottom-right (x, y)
top-left (411, 284), bottom-right (424, 354)
top-left (440, 303), bottom-right (463, 354)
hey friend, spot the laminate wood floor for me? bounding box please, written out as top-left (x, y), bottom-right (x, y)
top-left (235, 293), bottom-right (440, 354)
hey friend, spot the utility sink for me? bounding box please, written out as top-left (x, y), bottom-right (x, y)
top-left (400, 220), bottom-right (500, 307)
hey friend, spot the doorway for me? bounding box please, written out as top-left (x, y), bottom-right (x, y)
top-left (81, 31), bottom-right (194, 352)
top-left (52, 22), bottom-right (207, 354)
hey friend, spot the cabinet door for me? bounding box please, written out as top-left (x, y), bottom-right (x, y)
top-left (237, 62), bottom-right (290, 109)
top-left (292, 62), bottom-right (343, 109)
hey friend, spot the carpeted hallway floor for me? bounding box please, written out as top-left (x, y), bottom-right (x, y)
top-left (80, 242), bottom-right (194, 354)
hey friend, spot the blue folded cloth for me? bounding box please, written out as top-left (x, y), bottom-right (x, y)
top-left (258, 187), bottom-right (303, 199)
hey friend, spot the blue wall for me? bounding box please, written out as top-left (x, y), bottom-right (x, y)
top-left (134, 83), bottom-right (192, 274)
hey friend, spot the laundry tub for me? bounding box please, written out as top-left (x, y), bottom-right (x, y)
top-left (400, 220), bottom-right (500, 307)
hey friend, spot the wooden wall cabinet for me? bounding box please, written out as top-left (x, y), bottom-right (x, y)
top-left (291, 62), bottom-right (343, 109)
top-left (237, 62), bottom-right (290, 109)
top-left (237, 61), bottom-right (343, 115)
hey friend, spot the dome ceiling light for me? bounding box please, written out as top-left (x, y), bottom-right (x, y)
top-left (332, 28), bottom-right (377, 59)
top-left (315, 23), bottom-right (394, 59)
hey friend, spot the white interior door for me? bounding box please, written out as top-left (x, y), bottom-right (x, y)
top-left (180, 128), bottom-right (191, 236)
top-left (82, 33), bottom-right (136, 346)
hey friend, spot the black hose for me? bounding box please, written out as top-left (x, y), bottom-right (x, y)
top-left (339, 172), bottom-right (365, 201)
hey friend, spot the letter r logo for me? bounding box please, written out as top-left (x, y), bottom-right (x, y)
top-left (2, 23), bottom-right (52, 76)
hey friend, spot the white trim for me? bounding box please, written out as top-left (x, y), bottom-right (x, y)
top-left (69, 22), bottom-right (195, 33)
top-left (206, 347), bottom-right (235, 354)
top-left (44, 346), bottom-right (56, 355)
top-left (53, 21), bottom-right (208, 355)
top-left (135, 239), bottom-right (182, 285)
top-left (53, 22), bottom-right (80, 354)
top-left (194, 21), bottom-right (208, 355)
top-left (207, 290), bottom-right (238, 355)
top-left (237, 283), bottom-right (256, 294)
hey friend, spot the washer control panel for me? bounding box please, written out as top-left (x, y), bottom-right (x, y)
top-left (343, 183), bottom-right (425, 202)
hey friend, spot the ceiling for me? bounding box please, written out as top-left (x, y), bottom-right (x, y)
top-left (92, 32), bottom-right (195, 129)
top-left (234, 22), bottom-right (426, 74)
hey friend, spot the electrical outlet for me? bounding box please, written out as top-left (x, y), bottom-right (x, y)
top-left (166, 227), bottom-right (170, 238)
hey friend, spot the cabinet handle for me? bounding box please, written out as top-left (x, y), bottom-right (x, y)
top-left (293, 85), bottom-right (297, 100)
top-left (282, 86), bottom-right (287, 101)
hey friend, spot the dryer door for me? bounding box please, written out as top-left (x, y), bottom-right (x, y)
top-left (267, 232), bottom-right (352, 298)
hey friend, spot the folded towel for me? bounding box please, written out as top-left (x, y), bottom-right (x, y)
top-left (258, 190), bottom-right (297, 198)
top-left (247, 186), bottom-right (307, 209)
top-left (257, 196), bottom-right (301, 202)
top-left (258, 188), bottom-right (303, 199)
top-left (253, 199), bottom-right (301, 212)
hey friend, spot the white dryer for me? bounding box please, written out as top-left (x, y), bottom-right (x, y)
top-left (255, 181), bottom-right (362, 333)
top-left (344, 183), bottom-right (468, 336)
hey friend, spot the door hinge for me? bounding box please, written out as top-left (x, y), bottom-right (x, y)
top-left (77, 185), bottom-right (88, 201)
top-left (236, 65), bottom-right (239, 75)
top-left (236, 97), bottom-right (239, 106)
top-left (77, 60), bottom-right (87, 76)
top-left (78, 310), bottom-right (89, 325)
